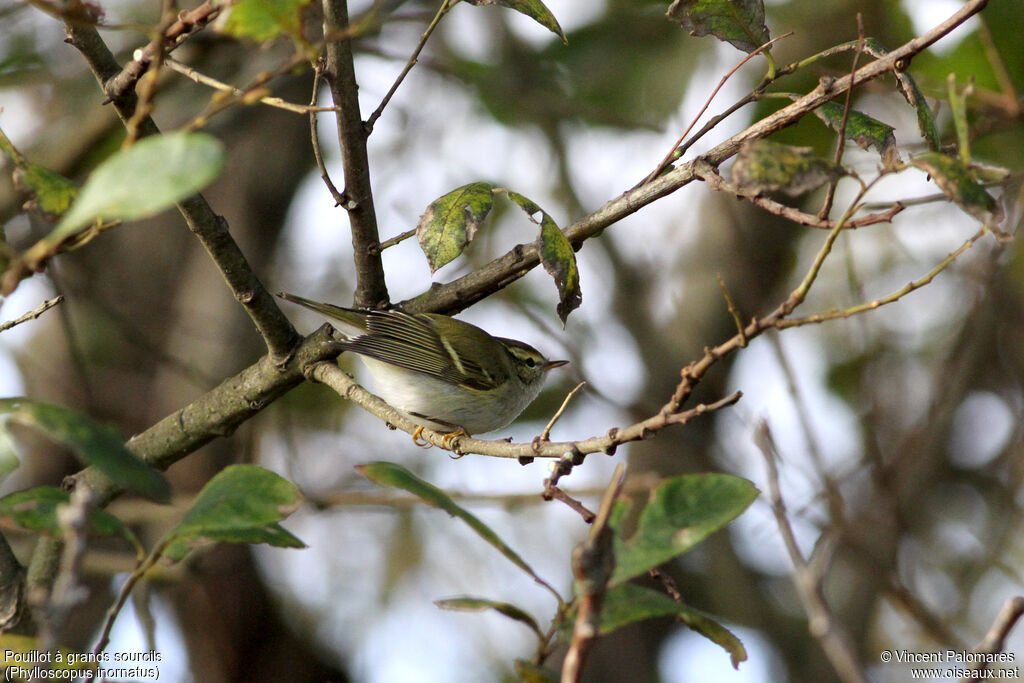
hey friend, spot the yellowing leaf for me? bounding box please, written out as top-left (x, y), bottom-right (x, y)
top-left (731, 140), bottom-right (845, 197)
top-left (416, 182), bottom-right (494, 273)
top-left (220, 0), bottom-right (313, 42)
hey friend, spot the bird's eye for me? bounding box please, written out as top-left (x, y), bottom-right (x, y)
top-left (525, 357), bottom-right (537, 367)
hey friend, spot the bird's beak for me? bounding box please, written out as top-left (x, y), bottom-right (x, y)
top-left (543, 359), bottom-right (569, 372)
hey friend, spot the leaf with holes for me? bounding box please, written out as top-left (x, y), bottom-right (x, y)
top-left (417, 182), bottom-right (495, 273)
top-left (666, 0), bottom-right (770, 54)
top-left (813, 102), bottom-right (900, 166)
top-left (506, 191), bottom-right (581, 325)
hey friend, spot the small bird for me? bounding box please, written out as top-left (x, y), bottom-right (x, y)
top-left (278, 292), bottom-right (568, 437)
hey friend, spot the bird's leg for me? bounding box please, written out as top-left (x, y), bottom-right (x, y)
top-left (441, 427), bottom-right (470, 450)
top-left (411, 426), bottom-right (432, 448)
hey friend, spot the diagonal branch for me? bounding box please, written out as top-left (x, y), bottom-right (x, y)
top-left (61, 6), bottom-right (301, 362)
top-left (398, 0), bottom-right (990, 316)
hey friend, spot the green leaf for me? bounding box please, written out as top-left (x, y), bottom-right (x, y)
top-left (161, 465), bottom-right (304, 558)
top-left (856, 39), bottom-right (940, 152)
top-left (0, 486), bottom-right (142, 553)
top-left (416, 182), bottom-right (495, 273)
top-left (434, 596), bottom-right (543, 637)
top-left (609, 473), bottom-right (758, 585)
top-left (44, 131), bottom-right (225, 245)
top-left (0, 398), bottom-right (170, 502)
top-left (356, 462), bottom-right (548, 586)
top-left (730, 140), bottom-right (846, 197)
top-left (598, 583), bottom-right (747, 668)
top-left (220, 0), bottom-right (313, 42)
top-left (666, 0), bottom-right (770, 54)
top-left (163, 521), bottom-right (304, 561)
top-left (506, 191), bottom-right (581, 324)
top-left (538, 212), bottom-right (581, 326)
top-left (464, 0), bottom-right (567, 45)
top-left (813, 102), bottom-right (900, 166)
top-left (0, 126), bottom-right (79, 219)
top-left (895, 71), bottom-right (940, 152)
top-left (17, 163), bottom-right (80, 217)
top-left (911, 152), bottom-right (1003, 228)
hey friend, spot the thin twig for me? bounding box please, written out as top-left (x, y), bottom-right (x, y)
top-left (35, 485), bottom-right (94, 656)
top-left (639, 32), bottom-right (794, 188)
top-left (976, 18), bottom-right (1020, 116)
top-left (365, 0), bottom-right (454, 133)
top-left (311, 360), bottom-right (740, 459)
top-left (61, 5), bottom-right (301, 361)
top-left (103, 0), bottom-right (223, 102)
top-left (756, 422), bottom-right (868, 683)
top-left (401, 0), bottom-right (992, 317)
top-left (962, 596), bottom-right (1024, 681)
top-left (322, 0), bottom-right (390, 308)
top-left (717, 275), bottom-right (746, 346)
top-left (124, 0), bottom-right (176, 145)
top-left (89, 543), bottom-right (165, 672)
top-left (698, 162), bottom-right (904, 230)
top-left (0, 295), bottom-right (63, 333)
top-left (774, 226), bottom-right (987, 330)
top-left (308, 56), bottom-right (347, 206)
top-left (818, 16), bottom-right (866, 220)
top-left (542, 484), bottom-right (596, 524)
top-left (539, 382), bottom-right (586, 442)
top-left (184, 48), bottom-right (315, 131)
top-left (165, 57), bottom-right (341, 115)
top-left (562, 463), bottom-right (625, 683)
top-left (377, 227), bottom-right (418, 251)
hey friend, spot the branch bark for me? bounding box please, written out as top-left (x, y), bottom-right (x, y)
top-left (321, 0), bottom-right (390, 309)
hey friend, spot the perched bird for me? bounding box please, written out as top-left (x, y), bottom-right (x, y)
top-left (278, 292), bottom-right (567, 437)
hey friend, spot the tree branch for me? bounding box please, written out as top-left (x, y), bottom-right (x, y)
top-left (321, 0), bottom-right (390, 309)
top-left (398, 0), bottom-right (990, 316)
top-left (308, 361), bottom-right (741, 459)
top-left (23, 326), bottom-right (342, 603)
top-left (61, 7), bottom-right (301, 362)
top-left (756, 423), bottom-right (868, 683)
top-left (562, 464), bottom-right (624, 683)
